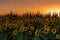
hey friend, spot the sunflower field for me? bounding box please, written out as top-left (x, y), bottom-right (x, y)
top-left (0, 12), bottom-right (60, 40)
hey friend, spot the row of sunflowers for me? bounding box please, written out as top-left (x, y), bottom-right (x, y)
top-left (0, 13), bottom-right (60, 40)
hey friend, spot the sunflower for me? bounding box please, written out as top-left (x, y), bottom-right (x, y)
top-left (43, 26), bottom-right (50, 34)
top-left (28, 25), bottom-right (34, 31)
top-left (43, 29), bottom-right (50, 34)
top-left (56, 34), bottom-right (60, 39)
top-left (35, 29), bottom-right (39, 36)
top-left (51, 28), bottom-right (56, 34)
top-left (44, 25), bottom-right (50, 30)
top-left (39, 28), bottom-right (44, 33)
top-left (12, 29), bottom-right (17, 35)
top-left (19, 26), bottom-right (27, 32)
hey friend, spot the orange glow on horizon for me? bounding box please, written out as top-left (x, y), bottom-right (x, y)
top-left (0, 4), bottom-right (60, 15)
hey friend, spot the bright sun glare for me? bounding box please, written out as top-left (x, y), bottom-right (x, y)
top-left (44, 9), bottom-right (60, 16)
top-left (48, 10), bottom-right (60, 13)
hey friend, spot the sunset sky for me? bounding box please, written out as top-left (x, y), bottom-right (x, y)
top-left (0, 0), bottom-right (60, 15)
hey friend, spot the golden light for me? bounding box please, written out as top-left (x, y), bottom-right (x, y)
top-left (43, 9), bottom-right (60, 16)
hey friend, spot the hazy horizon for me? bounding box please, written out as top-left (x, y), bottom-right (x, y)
top-left (0, 0), bottom-right (60, 15)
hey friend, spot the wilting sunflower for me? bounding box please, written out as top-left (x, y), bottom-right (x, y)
top-left (35, 29), bottom-right (40, 36)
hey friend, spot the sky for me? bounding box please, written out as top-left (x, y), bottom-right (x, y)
top-left (0, 0), bottom-right (60, 15)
